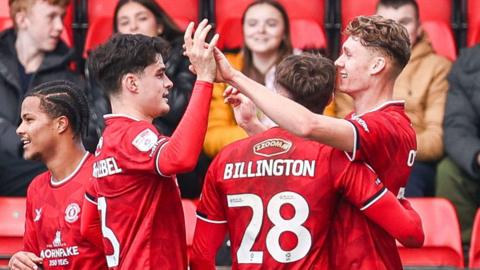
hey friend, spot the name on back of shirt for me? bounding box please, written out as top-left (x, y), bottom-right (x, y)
top-left (93, 157), bottom-right (122, 178)
top-left (224, 159), bottom-right (316, 180)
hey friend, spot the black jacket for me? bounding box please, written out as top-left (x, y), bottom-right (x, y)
top-left (444, 45), bottom-right (480, 179)
top-left (0, 28), bottom-right (84, 195)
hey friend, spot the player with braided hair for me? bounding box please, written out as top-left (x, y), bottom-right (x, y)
top-left (8, 80), bottom-right (107, 270)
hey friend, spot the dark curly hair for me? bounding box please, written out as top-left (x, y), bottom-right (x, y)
top-left (88, 33), bottom-right (169, 97)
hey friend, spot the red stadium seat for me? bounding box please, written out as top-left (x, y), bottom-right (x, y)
top-left (340, 0), bottom-right (453, 30)
top-left (215, 0), bottom-right (327, 50)
top-left (83, 0), bottom-right (198, 56)
top-left (0, 0), bottom-right (12, 32)
top-left (467, 0), bottom-right (480, 47)
top-left (340, 0), bottom-right (456, 60)
top-left (0, 0), bottom-right (74, 47)
top-left (469, 209), bottom-right (480, 269)
top-left (422, 21), bottom-right (457, 61)
top-left (277, 0), bottom-right (327, 50)
top-left (416, 0), bottom-right (452, 23)
top-left (0, 197), bottom-right (26, 267)
top-left (416, 0), bottom-right (456, 60)
top-left (83, 1), bottom-right (117, 56)
top-left (155, 0), bottom-right (198, 31)
top-left (339, 0), bottom-right (376, 44)
top-left (397, 198), bottom-right (464, 268)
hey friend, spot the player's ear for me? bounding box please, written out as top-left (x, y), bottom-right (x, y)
top-left (56, 115), bottom-right (69, 135)
top-left (370, 57), bottom-right (386, 75)
top-left (123, 73), bottom-right (139, 93)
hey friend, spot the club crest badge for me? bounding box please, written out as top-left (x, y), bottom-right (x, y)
top-left (65, 203), bottom-right (80, 223)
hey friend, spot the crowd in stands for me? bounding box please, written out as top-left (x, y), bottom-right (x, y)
top-left (0, 0), bottom-right (479, 266)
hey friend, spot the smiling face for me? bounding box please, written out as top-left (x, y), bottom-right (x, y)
top-left (16, 96), bottom-right (57, 161)
top-left (18, 0), bottom-right (66, 52)
top-left (334, 36), bottom-right (378, 94)
top-left (134, 54), bottom-right (173, 118)
top-left (242, 3), bottom-right (286, 55)
top-left (115, 1), bottom-right (160, 37)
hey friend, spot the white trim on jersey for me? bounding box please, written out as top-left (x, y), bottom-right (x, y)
top-left (50, 152), bottom-right (90, 186)
top-left (344, 120), bottom-right (358, 161)
top-left (196, 214), bottom-right (227, 224)
top-left (84, 194), bottom-right (97, 205)
top-left (351, 100), bottom-right (405, 118)
top-left (155, 139), bottom-right (171, 177)
top-left (103, 114), bottom-right (141, 121)
top-left (360, 188), bottom-right (388, 211)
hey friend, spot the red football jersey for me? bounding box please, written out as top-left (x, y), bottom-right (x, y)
top-left (24, 153), bottom-right (107, 269)
top-left (332, 101), bottom-right (417, 270)
top-left (197, 127), bottom-right (387, 270)
top-left (87, 114), bottom-right (187, 270)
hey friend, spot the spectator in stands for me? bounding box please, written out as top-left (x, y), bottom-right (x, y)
top-left (203, 0), bottom-right (293, 158)
top-left (376, 0), bottom-right (451, 197)
top-left (436, 45), bottom-right (480, 246)
top-left (337, 0), bottom-right (451, 197)
top-left (0, 0), bottom-right (84, 196)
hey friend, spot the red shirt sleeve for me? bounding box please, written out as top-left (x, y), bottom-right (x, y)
top-left (158, 81), bottom-right (213, 175)
top-left (190, 219), bottom-right (227, 270)
top-left (345, 112), bottom-right (398, 162)
top-left (116, 122), bottom-right (169, 175)
top-left (81, 180), bottom-right (103, 248)
top-left (196, 158), bottom-right (227, 224)
top-left (331, 150), bottom-right (386, 210)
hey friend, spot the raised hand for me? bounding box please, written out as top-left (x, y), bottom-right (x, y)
top-left (213, 47), bottom-right (238, 83)
top-left (183, 20), bottom-right (219, 83)
top-left (224, 86), bottom-right (266, 136)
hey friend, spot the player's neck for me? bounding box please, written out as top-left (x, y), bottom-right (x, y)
top-left (110, 97), bottom-right (154, 122)
top-left (352, 80), bottom-right (394, 115)
top-left (47, 142), bottom-right (87, 182)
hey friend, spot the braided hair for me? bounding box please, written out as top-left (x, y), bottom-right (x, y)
top-left (26, 80), bottom-right (90, 140)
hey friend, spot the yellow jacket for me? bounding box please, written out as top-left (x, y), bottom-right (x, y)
top-left (394, 35), bottom-right (451, 161)
top-left (203, 53), bottom-right (248, 157)
top-left (334, 35), bottom-right (451, 161)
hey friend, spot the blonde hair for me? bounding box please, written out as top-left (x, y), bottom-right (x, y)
top-left (9, 0), bottom-right (70, 22)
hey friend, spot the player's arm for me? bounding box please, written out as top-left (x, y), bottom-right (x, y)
top-left (362, 192), bottom-right (424, 247)
top-left (190, 159), bottom-right (228, 269)
top-left (190, 219), bottom-right (228, 270)
top-left (81, 190), bottom-right (104, 248)
top-left (157, 80), bottom-right (213, 175)
top-left (157, 21), bottom-right (217, 175)
top-left (213, 48), bottom-right (354, 151)
top-left (335, 156), bottom-right (424, 247)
